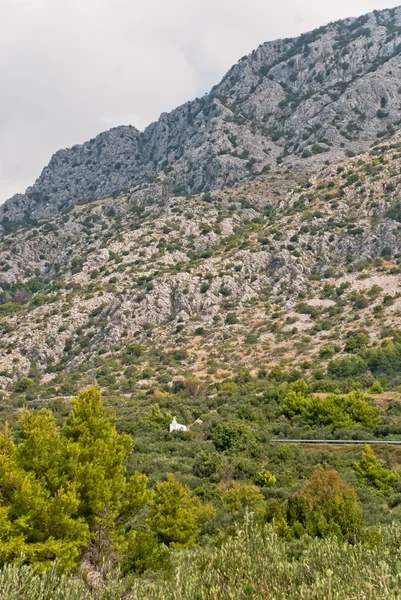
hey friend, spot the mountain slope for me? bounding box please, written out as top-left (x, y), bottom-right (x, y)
top-left (3, 6), bottom-right (401, 224)
top-left (2, 132), bottom-right (401, 397)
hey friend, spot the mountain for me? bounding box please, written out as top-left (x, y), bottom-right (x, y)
top-left (1, 5), bottom-right (401, 395)
top-left (3, 6), bottom-right (401, 225)
top-left (5, 7), bottom-right (401, 591)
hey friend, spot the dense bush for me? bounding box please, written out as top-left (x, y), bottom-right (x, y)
top-left (328, 355), bottom-right (367, 378)
top-left (210, 420), bottom-right (254, 451)
top-left (286, 468), bottom-right (362, 542)
top-left (282, 389), bottom-right (380, 430)
top-left (6, 519), bottom-right (401, 599)
top-left (328, 338), bottom-right (401, 383)
top-left (130, 519), bottom-right (401, 600)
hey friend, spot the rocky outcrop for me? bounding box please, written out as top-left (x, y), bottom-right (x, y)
top-left (3, 6), bottom-right (401, 225)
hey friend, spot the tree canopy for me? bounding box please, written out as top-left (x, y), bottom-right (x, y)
top-left (0, 387), bottom-right (211, 570)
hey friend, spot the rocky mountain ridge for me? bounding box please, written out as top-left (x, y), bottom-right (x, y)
top-left (3, 5), bottom-right (401, 224)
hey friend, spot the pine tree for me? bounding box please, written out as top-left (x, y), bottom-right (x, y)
top-left (0, 422), bottom-right (89, 570)
top-left (354, 445), bottom-right (398, 490)
top-left (0, 386), bottom-right (152, 570)
top-left (149, 474), bottom-right (214, 549)
top-left (62, 387), bottom-right (145, 564)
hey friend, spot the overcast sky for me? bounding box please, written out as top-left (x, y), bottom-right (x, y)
top-left (1, 0), bottom-right (400, 203)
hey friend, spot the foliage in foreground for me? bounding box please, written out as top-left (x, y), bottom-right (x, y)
top-left (0, 560), bottom-right (128, 600)
top-left (3, 519), bottom-right (401, 599)
top-left (131, 519), bottom-right (401, 600)
top-left (0, 387), bottom-right (212, 572)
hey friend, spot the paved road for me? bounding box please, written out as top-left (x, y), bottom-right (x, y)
top-left (269, 439), bottom-right (401, 445)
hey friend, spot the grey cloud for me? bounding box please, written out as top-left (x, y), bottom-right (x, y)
top-left (0, 0), bottom-right (399, 203)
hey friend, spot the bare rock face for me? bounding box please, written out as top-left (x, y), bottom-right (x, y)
top-left (3, 6), bottom-right (401, 225)
top-left (0, 126), bottom-right (145, 225)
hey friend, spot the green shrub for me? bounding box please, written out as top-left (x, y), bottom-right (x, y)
top-left (319, 346), bottom-right (335, 359)
top-left (353, 445), bottom-right (398, 490)
top-left (221, 481), bottom-right (266, 516)
top-left (124, 530), bottom-right (171, 575)
top-left (149, 474), bottom-right (214, 549)
top-left (344, 332), bottom-right (369, 353)
top-left (211, 421), bottom-right (253, 451)
top-left (127, 341), bottom-right (145, 357)
top-left (14, 377), bottom-right (35, 393)
top-left (286, 468), bottom-right (362, 542)
top-left (369, 380), bottom-right (383, 394)
top-left (328, 355), bottom-right (367, 378)
top-left (70, 258), bottom-right (83, 274)
top-left (225, 312), bottom-right (238, 325)
top-left (283, 390), bottom-right (380, 430)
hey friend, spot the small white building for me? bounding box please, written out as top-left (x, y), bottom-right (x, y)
top-left (170, 417), bottom-right (188, 432)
